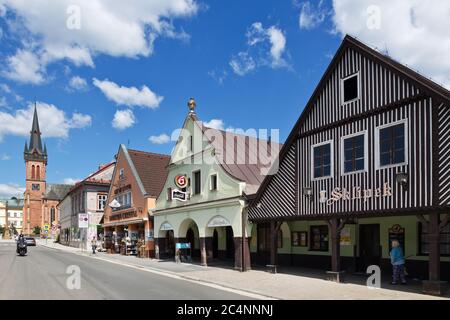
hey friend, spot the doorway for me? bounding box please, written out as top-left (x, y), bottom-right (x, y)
top-left (359, 224), bottom-right (381, 272)
top-left (165, 230), bottom-right (175, 258)
top-left (213, 229), bottom-right (219, 258)
top-left (225, 226), bottom-right (235, 259)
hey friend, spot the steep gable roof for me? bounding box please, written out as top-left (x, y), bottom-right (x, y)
top-left (44, 184), bottom-right (72, 201)
top-left (125, 147), bottom-right (170, 197)
top-left (200, 124), bottom-right (283, 195)
top-left (250, 34), bottom-right (450, 206)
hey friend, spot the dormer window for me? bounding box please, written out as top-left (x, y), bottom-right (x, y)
top-left (342, 73), bottom-right (359, 104)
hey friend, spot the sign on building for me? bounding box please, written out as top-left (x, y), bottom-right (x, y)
top-left (172, 189), bottom-right (188, 202)
top-left (78, 213), bottom-right (89, 228)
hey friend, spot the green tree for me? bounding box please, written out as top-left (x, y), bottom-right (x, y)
top-left (32, 226), bottom-right (41, 235)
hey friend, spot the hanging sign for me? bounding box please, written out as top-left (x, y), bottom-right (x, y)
top-left (174, 174), bottom-right (188, 188)
top-left (172, 189), bottom-right (188, 202)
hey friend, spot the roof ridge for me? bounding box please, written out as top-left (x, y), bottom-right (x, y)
top-left (127, 148), bottom-right (170, 158)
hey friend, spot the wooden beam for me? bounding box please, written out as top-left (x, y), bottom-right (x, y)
top-left (439, 214), bottom-right (450, 232)
top-left (416, 214), bottom-right (429, 226)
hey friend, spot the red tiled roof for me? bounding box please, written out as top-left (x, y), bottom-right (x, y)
top-left (127, 149), bottom-right (170, 197)
top-left (198, 121), bottom-right (282, 195)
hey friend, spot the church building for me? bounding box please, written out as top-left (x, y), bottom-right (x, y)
top-left (22, 106), bottom-right (72, 236)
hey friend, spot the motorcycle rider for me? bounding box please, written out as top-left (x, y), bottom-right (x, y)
top-left (16, 234), bottom-right (27, 254)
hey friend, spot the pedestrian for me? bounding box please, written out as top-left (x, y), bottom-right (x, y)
top-left (91, 237), bottom-right (97, 254)
top-left (390, 239), bottom-right (407, 285)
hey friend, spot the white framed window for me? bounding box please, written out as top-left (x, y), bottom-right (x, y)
top-left (98, 194), bottom-right (107, 211)
top-left (119, 168), bottom-right (125, 180)
top-left (340, 131), bottom-right (368, 175)
top-left (210, 173), bottom-right (218, 191)
top-left (341, 72), bottom-right (360, 105)
top-left (311, 140), bottom-right (334, 180)
top-left (375, 119), bottom-right (408, 169)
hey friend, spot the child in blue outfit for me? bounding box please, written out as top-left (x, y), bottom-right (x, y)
top-left (390, 239), bottom-right (407, 285)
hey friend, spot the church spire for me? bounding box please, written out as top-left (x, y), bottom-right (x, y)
top-left (24, 104), bottom-right (47, 163)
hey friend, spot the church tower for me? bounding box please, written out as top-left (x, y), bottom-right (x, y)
top-left (23, 106), bottom-right (48, 235)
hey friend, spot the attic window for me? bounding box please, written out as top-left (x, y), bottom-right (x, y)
top-left (342, 74), bottom-right (359, 103)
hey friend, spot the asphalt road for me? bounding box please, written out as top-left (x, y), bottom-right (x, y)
top-left (0, 242), bottom-right (250, 300)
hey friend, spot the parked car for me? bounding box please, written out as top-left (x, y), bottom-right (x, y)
top-left (25, 237), bottom-right (36, 246)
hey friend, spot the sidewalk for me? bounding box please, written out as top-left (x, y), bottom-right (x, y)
top-left (37, 239), bottom-right (449, 300)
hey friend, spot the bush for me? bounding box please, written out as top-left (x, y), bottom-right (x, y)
top-left (32, 226), bottom-right (41, 235)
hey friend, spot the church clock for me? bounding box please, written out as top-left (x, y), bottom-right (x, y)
top-left (32, 183), bottom-right (40, 191)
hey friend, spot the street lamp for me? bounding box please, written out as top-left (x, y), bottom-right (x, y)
top-left (395, 171), bottom-right (409, 191)
top-left (303, 187), bottom-right (313, 200)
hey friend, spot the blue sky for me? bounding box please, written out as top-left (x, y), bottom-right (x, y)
top-left (1, 0), bottom-right (449, 196)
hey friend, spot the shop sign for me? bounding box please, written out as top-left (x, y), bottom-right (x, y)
top-left (340, 228), bottom-right (351, 245)
top-left (176, 242), bottom-right (191, 249)
top-left (207, 215), bottom-right (231, 227)
top-left (172, 189), bottom-right (188, 202)
top-left (174, 174), bottom-right (188, 188)
top-left (160, 222), bottom-right (174, 231)
top-left (320, 182), bottom-right (392, 206)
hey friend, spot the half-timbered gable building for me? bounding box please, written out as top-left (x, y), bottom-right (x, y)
top-left (248, 35), bottom-right (450, 295)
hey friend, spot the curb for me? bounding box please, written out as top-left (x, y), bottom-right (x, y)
top-left (38, 242), bottom-right (279, 300)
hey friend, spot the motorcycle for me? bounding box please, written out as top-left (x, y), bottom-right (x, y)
top-left (17, 242), bottom-right (27, 256)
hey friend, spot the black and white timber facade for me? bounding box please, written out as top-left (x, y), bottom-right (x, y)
top-left (248, 35), bottom-right (450, 295)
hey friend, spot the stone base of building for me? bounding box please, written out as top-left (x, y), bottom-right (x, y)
top-left (422, 280), bottom-right (448, 296)
top-left (326, 270), bottom-right (346, 283)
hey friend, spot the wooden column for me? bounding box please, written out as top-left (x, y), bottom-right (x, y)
top-left (268, 221), bottom-right (281, 273)
top-left (419, 213), bottom-right (449, 295)
top-left (428, 213), bottom-right (440, 282)
top-left (330, 218), bottom-right (341, 272)
top-left (327, 217), bottom-right (347, 282)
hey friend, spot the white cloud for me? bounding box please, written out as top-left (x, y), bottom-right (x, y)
top-left (231, 22), bottom-right (288, 76)
top-left (3, 49), bottom-right (45, 84)
top-left (93, 78), bottom-right (163, 109)
top-left (267, 26), bottom-right (287, 67)
top-left (1, 153), bottom-right (10, 160)
top-left (299, 1), bottom-right (328, 29)
top-left (69, 112), bottom-right (92, 128)
top-left (0, 0), bottom-right (199, 83)
top-left (63, 178), bottom-right (80, 184)
top-left (67, 76), bottom-right (88, 91)
top-left (208, 69), bottom-right (227, 85)
top-left (112, 109), bottom-right (135, 130)
top-left (331, 0), bottom-right (450, 89)
top-left (0, 183), bottom-right (24, 197)
top-left (0, 102), bottom-right (92, 141)
top-left (229, 52), bottom-right (256, 76)
top-left (0, 97), bottom-right (6, 108)
top-left (149, 133), bottom-right (171, 144)
top-left (203, 119), bottom-right (225, 130)
top-left (0, 83), bottom-right (11, 93)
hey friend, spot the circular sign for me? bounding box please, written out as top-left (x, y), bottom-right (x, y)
top-left (175, 175), bottom-right (188, 188)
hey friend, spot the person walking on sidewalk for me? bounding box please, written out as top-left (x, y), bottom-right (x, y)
top-left (91, 237), bottom-right (97, 254)
top-left (390, 239), bottom-right (407, 285)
